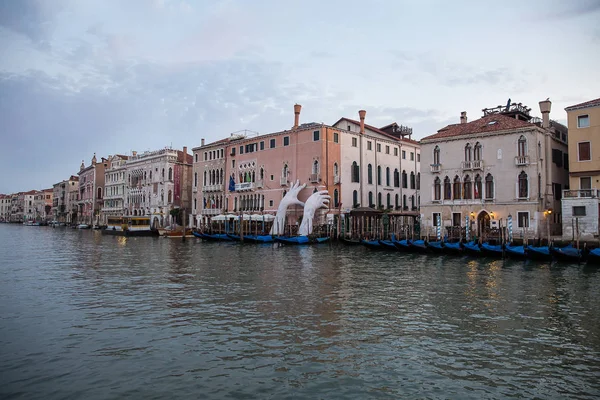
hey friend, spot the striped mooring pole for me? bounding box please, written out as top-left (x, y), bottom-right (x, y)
top-left (507, 215), bottom-right (513, 243)
top-left (436, 213), bottom-right (441, 241)
top-left (465, 214), bottom-right (470, 241)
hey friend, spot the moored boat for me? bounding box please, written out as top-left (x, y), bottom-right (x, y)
top-left (504, 244), bottom-right (527, 259)
top-left (443, 241), bottom-right (463, 254)
top-left (480, 242), bottom-right (504, 258)
top-left (426, 241), bottom-right (445, 253)
top-left (102, 216), bottom-right (158, 237)
top-left (550, 243), bottom-right (585, 263)
top-left (340, 237), bottom-right (362, 246)
top-left (525, 245), bottom-right (552, 261)
top-left (244, 234), bottom-right (275, 243)
top-left (462, 240), bottom-right (482, 256)
top-left (362, 239), bottom-right (382, 249)
top-left (274, 236), bottom-right (329, 245)
top-left (409, 239), bottom-right (428, 253)
top-left (378, 239), bottom-right (397, 251)
top-left (587, 248), bottom-right (600, 265)
top-left (392, 239), bottom-right (411, 251)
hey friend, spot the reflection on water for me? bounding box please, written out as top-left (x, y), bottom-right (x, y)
top-left (0, 224), bottom-right (599, 399)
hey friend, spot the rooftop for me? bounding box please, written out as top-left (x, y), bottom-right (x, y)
top-left (333, 117), bottom-right (419, 145)
top-left (421, 113), bottom-right (535, 142)
top-left (565, 97), bottom-right (600, 111)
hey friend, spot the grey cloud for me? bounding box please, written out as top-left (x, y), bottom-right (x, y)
top-left (546, 0), bottom-right (600, 19)
top-left (0, 0), bottom-right (65, 43)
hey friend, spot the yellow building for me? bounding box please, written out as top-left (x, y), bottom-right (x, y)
top-left (562, 97), bottom-right (600, 241)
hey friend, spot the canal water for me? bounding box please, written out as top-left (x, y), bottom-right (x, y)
top-left (1, 224), bottom-right (599, 399)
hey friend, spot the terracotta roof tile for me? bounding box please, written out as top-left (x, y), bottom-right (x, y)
top-left (334, 117), bottom-right (419, 145)
top-left (421, 114), bottom-right (535, 142)
top-left (565, 97), bottom-right (600, 111)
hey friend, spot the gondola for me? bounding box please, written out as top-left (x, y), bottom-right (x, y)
top-left (550, 243), bottom-right (585, 263)
top-left (340, 237), bottom-right (362, 246)
top-left (462, 240), bottom-right (482, 256)
top-left (480, 242), bottom-right (504, 258)
top-left (525, 245), bottom-right (552, 261)
top-left (409, 239), bottom-right (428, 253)
top-left (587, 248), bottom-right (600, 265)
top-left (362, 239), bottom-right (382, 249)
top-left (193, 232), bottom-right (233, 241)
top-left (226, 233), bottom-right (242, 241)
top-left (426, 241), bottom-right (445, 253)
top-left (274, 236), bottom-right (329, 245)
top-left (392, 238), bottom-right (411, 251)
top-left (504, 244), bottom-right (527, 259)
top-left (378, 239), bottom-right (398, 251)
top-left (443, 241), bottom-right (463, 255)
top-left (243, 234), bottom-right (274, 243)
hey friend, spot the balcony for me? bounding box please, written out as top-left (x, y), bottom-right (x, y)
top-left (515, 156), bottom-right (530, 166)
top-left (461, 161), bottom-right (472, 170)
top-left (334, 175), bottom-right (340, 184)
top-left (430, 164), bottom-right (441, 173)
top-left (193, 186), bottom-right (198, 193)
top-left (256, 180), bottom-right (264, 188)
top-left (563, 189), bottom-right (599, 199)
top-left (235, 182), bottom-right (255, 191)
top-left (280, 177), bottom-right (288, 186)
top-left (203, 184), bottom-right (224, 192)
top-left (202, 208), bottom-right (221, 215)
top-left (309, 173), bottom-right (320, 183)
top-left (472, 160), bottom-right (483, 170)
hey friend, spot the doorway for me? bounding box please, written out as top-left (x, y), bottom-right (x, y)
top-left (477, 210), bottom-right (490, 238)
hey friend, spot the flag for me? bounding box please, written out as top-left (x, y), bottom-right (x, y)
top-left (474, 182), bottom-right (479, 198)
top-left (203, 198), bottom-right (207, 208)
top-left (229, 175), bottom-right (235, 192)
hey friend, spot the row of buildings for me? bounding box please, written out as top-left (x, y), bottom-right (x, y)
top-left (2, 97), bottom-right (599, 241)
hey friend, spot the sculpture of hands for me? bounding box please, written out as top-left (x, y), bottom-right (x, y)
top-left (298, 189), bottom-right (330, 236)
top-left (270, 179), bottom-right (306, 235)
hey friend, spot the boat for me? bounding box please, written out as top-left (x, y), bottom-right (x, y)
top-left (193, 232), bottom-right (233, 241)
top-left (102, 217), bottom-right (158, 237)
top-left (274, 236), bottom-right (330, 245)
top-left (159, 228), bottom-right (194, 238)
top-left (504, 244), bottom-right (527, 259)
top-left (550, 243), bottom-right (585, 263)
top-left (392, 238), bottom-right (411, 251)
top-left (409, 239), bottom-right (428, 253)
top-left (480, 242), bottom-right (504, 258)
top-left (462, 240), bottom-right (482, 256)
top-left (525, 245), bottom-right (552, 261)
top-left (587, 248), bottom-right (600, 265)
top-left (378, 239), bottom-right (398, 251)
top-left (226, 233), bottom-right (242, 241)
top-left (362, 239), bottom-right (382, 249)
top-left (243, 234), bottom-right (275, 243)
top-left (443, 241), bottom-right (463, 254)
top-left (426, 241), bottom-right (445, 253)
top-left (340, 237), bottom-right (362, 246)
top-left (77, 224), bottom-right (91, 229)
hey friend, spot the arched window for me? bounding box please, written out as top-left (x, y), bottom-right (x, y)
top-left (411, 195), bottom-right (415, 209)
top-left (334, 189), bottom-right (339, 207)
top-left (453, 176), bottom-right (461, 200)
top-left (161, 189), bottom-right (164, 203)
top-left (313, 160), bottom-right (319, 174)
top-left (463, 175), bottom-right (472, 199)
top-left (386, 167), bottom-right (390, 186)
top-left (474, 142), bottom-right (482, 161)
top-left (333, 163), bottom-right (339, 177)
top-left (403, 194), bottom-right (407, 209)
top-left (378, 192), bottom-right (382, 207)
top-left (416, 172), bottom-right (420, 190)
top-left (518, 171), bottom-right (528, 198)
top-left (410, 172), bottom-right (415, 189)
top-left (434, 177), bottom-right (441, 200)
top-left (485, 173), bottom-right (494, 199)
top-left (220, 169), bottom-right (224, 184)
top-left (149, 171), bottom-right (152, 180)
top-left (394, 169), bottom-right (400, 187)
top-left (444, 176), bottom-right (451, 200)
top-left (464, 144), bottom-right (472, 162)
top-left (260, 167), bottom-right (264, 180)
top-left (252, 170), bottom-right (255, 183)
top-left (195, 154), bottom-right (198, 163)
top-left (351, 162), bottom-right (359, 183)
top-left (194, 198), bottom-right (197, 210)
top-left (162, 168), bottom-right (165, 178)
top-left (474, 174), bottom-right (482, 199)
top-left (518, 135), bottom-right (527, 157)
top-left (97, 187), bottom-right (102, 199)
top-left (168, 168), bottom-right (172, 180)
top-left (368, 191), bottom-right (373, 207)
top-left (282, 163), bottom-right (288, 178)
top-left (194, 172), bottom-right (198, 187)
top-left (167, 190), bottom-right (172, 203)
top-left (395, 194), bottom-right (399, 208)
top-left (402, 170), bottom-right (407, 188)
top-left (386, 193), bottom-right (391, 208)
top-left (352, 190), bottom-right (358, 207)
top-left (433, 146), bottom-right (440, 165)
top-left (203, 171), bottom-right (207, 186)
top-left (367, 164), bottom-right (373, 184)
top-left (377, 166), bottom-right (382, 185)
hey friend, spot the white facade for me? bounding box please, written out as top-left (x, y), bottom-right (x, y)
top-left (101, 155), bottom-right (128, 220)
top-left (192, 141), bottom-right (227, 226)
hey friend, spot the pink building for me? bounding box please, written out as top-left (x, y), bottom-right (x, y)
top-left (77, 154), bottom-right (109, 225)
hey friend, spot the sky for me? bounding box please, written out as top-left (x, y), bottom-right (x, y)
top-left (1, 0), bottom-right (599, 193)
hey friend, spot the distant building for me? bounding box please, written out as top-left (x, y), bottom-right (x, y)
top-left (101, 154), bottom-right (129, 223)
top-left (33, 189), bottom-right (53, 222)
top-left (78, 154), bottom-right (110, 226)
top-left (561, 97), bottom-right (600, 241)
top-left (53, 176), bottom-right (79, 224)
top-left (0, 194), bottom-right (11, 222)
top-left (420, 99), bottom-right (568, 241)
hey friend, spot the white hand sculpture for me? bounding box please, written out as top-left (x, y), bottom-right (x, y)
top-left (270, 179), bottom-right (306, 235)
top-left (298, 189), bottom-right (330, 236)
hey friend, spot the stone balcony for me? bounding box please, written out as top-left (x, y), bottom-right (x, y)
top-left (515, 155), bottom-right (530, 166)
top-left (563, 189), bottom-right (599, 199)
top-left (203, 184), bottom-right (224, 192)
top-left (430, 164), bottom-right (441, 173)
top-left (461, 160), bottom-right (484, 171)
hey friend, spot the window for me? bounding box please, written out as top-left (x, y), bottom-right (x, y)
top-left (353, 190), bottom-right (358, 207)
top-left (553, 183), bottom-right (562, 201)
top-left (333, 163), bottom-right (339, 177)
top-left (352, 137), bottom-right (357, 147)
top-left (368, 191), bottom-right (373, 207)
top-left (578, 142), bottom-right (591, 161)
top-left (417, 153), bottom-right (420, 162)
top-left (434, 177), bottom-right (441, 200)
top-left (402, 150), bottom-right (406, 159)
top-left (240, 146), bottom-right (244, 155)
top-left (518, 136), bottom-right (527, 157)
top-left (260, 141), bottom-right (265, 150)
top-left (385, 145), bottom-right (390, 154)
top-left (231, 160), bottom-right (235, 169)
top-left (168, 168), bottom-right (172, 180)
top-left (410, 152), bottom-right (414, 161)
top-left (386, 193), bottom-right (391, 208)
top-left (433, 146), bottom-right (440, 164)
top-left (334, 189), bottom-right (339, 207)
top-left (395, 194), bottom-right (399, 208)
top-left (377, 166), bottom-right (382, 185)
top-left (334, 132), bottom-right (339, 143)
top-left (465, 144), bottom-right (472, 161)
top-left (377, 143), bottom-right (381, 152)
top-left (517, 211), bottom-right (529, 228)
top-left (453, 176), bottom-right (461, 199)
top-left (394, 169), bottom-right (399, 187)
top-left (518, 171), bottom-right (528, 198)
top-left (410, 172), bottom-right (415, 189)
top-left (580, 177), bottom-right (592, 190)
top-left (386, 167), bottom-right (390, 186)
top-left (552, 148), bottom-right (563, 167)
top-left (230, 148), bottom-right (236, 156)
top-left (270, 174), bottom-right (274, 181)
top-left (417, 172), bottom-right (420, 190)
top-left (485, 173), bottom-right (494, 199)
top-left (194, 154), bottom-right (198, 162)
top-left (473, 143), bottom-right (481, 161)
top-left (474, 174), bottom-right (482, 199)
top-left (351, 162), bottom-right (360, 183)
top-left (378, 192), bottom-right (382, 207)
top-left (578, 115), bottom-right (590, 128)
top-left (433, 212), bottom-right (441, 227)
top-left (402, 170), bottom-right (407, 188)
top-left (312, 160), bottom-right (319, 174)
top-left (564, 153), bottom-right (569, 170)
top-left (194, 172), bottom-right (197, 187)
top-left (452, 212), bottom-right (461, 227)
top-left (367, 141), bottom-right (372, 150)
top-left (270, 139), bottom-right (276, 148)
top-left (167, 190), bottom-right (172, 203)
top-left (394, 148), bottom-right (398, 156)
top-left (444, 176), bottom-right (451, 200)
top-left (573, 206), bottom-right (586, 216)
top-left (463, 175), bottom-right (472, 199)
top-left (313, 130), bottom-right (320, 141)
top-left (368, 164), bottom-right (373, 184)
top-left (283, 136), bottom-right (290, 146)
top-left (269, 200), bottom-right (274, 207)
top-left (347, 125), bottom-right (351, 131)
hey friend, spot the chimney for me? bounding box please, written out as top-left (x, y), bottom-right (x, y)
top-left (539, 98), bottom-right (551, 128)
top-left (132, 151), bottom-right (137, 157)
top-left (201, 138), bottom-right (205, 146)
top-left (80, 160), bottom-right (85, 171)
top-left (183, 146), bottom-right (187, 155)
top-left (460, 111), bottom-right (467, 124)
top-left (293, 104), bottom-right (302, 129)
top-left (359, 110), bottom-right (366, 134)
top-left (91, 153), bottom-right (97, 165)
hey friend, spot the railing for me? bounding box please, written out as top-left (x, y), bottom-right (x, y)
top-left (563, 189), bottom-right (599, 198)
top-left (515, 155), bottom-right (529, 166)
top-left (280, 177), bottom-right (288, 186)
top-left (471, 160), bottom-right (483, 170)
top-left (461, 161), bottom-right (472, 170)
top-left (203, 184), bottom-right (224, 192)
top-left (202, 208), bottom-right (221, 215)
top-left (334, 175), bottom-right (340, 184)
top-left (309, 173), bottom-right (320, 183)
top-left (235, 182), bottom-right (255, 191)
top-left (430, 164), bottom-right (441, 173)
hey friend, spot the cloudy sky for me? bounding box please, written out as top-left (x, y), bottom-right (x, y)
top-left (1, 0), bottom-right (599, 193)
